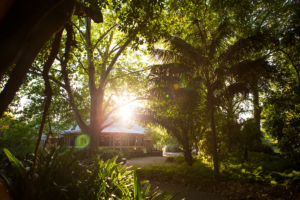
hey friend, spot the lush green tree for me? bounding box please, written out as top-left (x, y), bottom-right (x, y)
top-left (144, 127), bottom-right (178, 150)
top-left (138, 79), bottom-right (208, 165)
top-left (262, 0), bottom-right (300, 163)
top-left (0, 113), bottom-right (36, 154)
top-left (263, 83), bottom-right (300, 163)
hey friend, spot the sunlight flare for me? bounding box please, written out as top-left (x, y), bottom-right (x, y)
top-left (119, 106), bottom-right (132, 119)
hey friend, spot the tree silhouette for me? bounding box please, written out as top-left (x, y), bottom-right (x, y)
top-left (149, 19), bottom-right (268, 179)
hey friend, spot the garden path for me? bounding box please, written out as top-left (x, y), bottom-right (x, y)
top-left (126, 152), bottom-right (182, 167)
top-left (126, 152), bottom-right (221, 200)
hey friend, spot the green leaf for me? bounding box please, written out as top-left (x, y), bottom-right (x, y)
top-left (3, 148), bottom-right (26, 178)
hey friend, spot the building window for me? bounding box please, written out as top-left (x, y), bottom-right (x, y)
top-left (70, 136), bottom-right (77, 147)
top-left (140, 136), bottom-right (144, 146)
top-left (99, 135), bottom-right (110, 146)
top-left (114, 136), bottom-right (120, 146)
top-left (129, 135), bottom-right (137, 146)
top-left (121, 136), bottom-right (127, 146)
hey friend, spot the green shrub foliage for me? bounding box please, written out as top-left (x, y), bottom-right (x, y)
top-left (0, 147), bottom-right (177, 200)
top-left (140, 153), bottom-right (300, 189)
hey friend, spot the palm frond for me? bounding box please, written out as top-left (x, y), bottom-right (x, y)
top-left (188, 19), bottom-right (206, 45)
top-left (148, 63), bottom-right (190, 77)
top-left (148, 63), bottom-right (194, 89)
top-left (230, 58), bottom-right (275, 83)
top-left (226, 83), bottom-right (250, 97)
top-left (166, 36), bottom-right (205, 65)
top-left (208, 20), bottom-right (233, 59)
top-left (214, 66), bottom-right (226, 79)
top-left (212, 79), bottom-right (224, 91)
top-left (150, 48), bottom-right (180, 63)
top-left (220, 32), bottom-right (268, 64)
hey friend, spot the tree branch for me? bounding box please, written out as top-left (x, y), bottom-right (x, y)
top-left (29, 71), bottom-right (67, 89)
top-left (98, 36), bottom-right (135, 91)
top-left (106, 68), bottom-right (149, 83)
top-left (93, 24), bottom-right (118, 50)
top-left (102, 94), bottom-right (116, 114)
top-left (61, 23), bottom-right (89, 133)
top-left (76, 57), bottom-right (89, 75)
top-left (277, 47), bottom-right (300, 83)
top-left (96, 46), bottom-right (104, 59)
top-left (71, 22), bottom-right (87, 47)
top-left (108, 38), bottom-right (126, 55)
top-left (101, 117), bottom-right (121, 130)
top-left (31, 28), bottom-right (63, 198)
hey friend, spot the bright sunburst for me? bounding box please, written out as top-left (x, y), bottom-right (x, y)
top-left (119, 106), bottom-right (132, 119)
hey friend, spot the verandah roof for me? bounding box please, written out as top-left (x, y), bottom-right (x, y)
top-left (61, 118), bottom-right (144, 135)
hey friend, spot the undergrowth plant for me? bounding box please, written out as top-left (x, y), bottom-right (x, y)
top-left (140, 153), bottom-right (300, 189)
top-left (0, 147), bottom-right (177, 200)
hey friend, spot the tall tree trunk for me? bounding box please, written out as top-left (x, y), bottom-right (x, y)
top-left (207, 89), bottom-right (220, 180)
top-left (85, 16), bottom-right (101, 149)
top-left (183, 144), bottom-right (193, 166)
top-left (227, 97), bottom-right (235, 152)
top-left (244, 146), bottom-right (248, 161)
top-left (89, 94), bottom-right (101, 149)
top-left (253, 86), bottom-right (261, 131)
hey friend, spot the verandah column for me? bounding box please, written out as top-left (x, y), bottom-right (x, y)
top-left (120, 135), bottom-right (122, 152)
top-left (127, 134), bottom-right (129, 151)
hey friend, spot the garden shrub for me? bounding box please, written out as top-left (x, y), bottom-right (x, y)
top-left (165, 156), bottom-right (174, 162)
top-left (0, 147), bottom-right (176, 200)
top-left (174, 155), bottom-right (185, 164)
top-left (123, 151), bottom-right (146, 159)
top-left (165, 155), bottom-right (197, 165)
top-left (221, 151), bottom-right (300, 188)
top-left (75, 148), bottom-right (123, 161)
top-left (0, 147), bottom-right (130, 199)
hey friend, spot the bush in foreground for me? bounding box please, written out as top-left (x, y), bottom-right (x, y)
top-left (0, 147), bottom-right (177, 200)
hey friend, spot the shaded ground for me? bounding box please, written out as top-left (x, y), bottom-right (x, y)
top-left (149, 180), bottom-right (221, 200)
top-left (126, 152), bottom-right (221, 200)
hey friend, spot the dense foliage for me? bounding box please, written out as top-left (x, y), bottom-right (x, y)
top-left (0, 113), bottom-right (36, 155)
